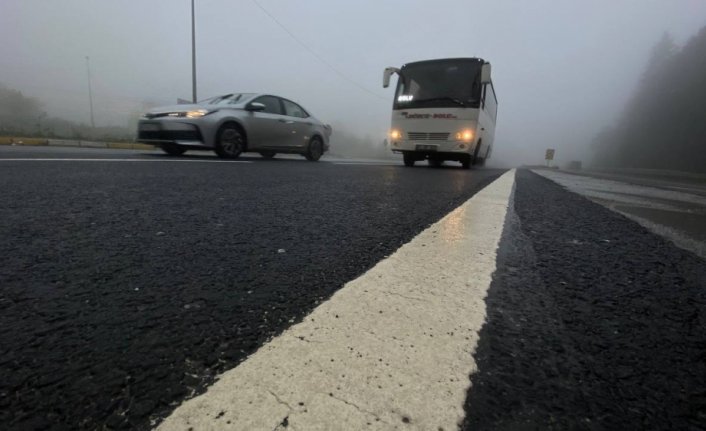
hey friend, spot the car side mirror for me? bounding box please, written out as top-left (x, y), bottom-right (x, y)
top-left (480, 63), bottom-right (492, 84)
top-left (246, 102), bottom-right (266, 112)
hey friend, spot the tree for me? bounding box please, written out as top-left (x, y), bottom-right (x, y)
top-left (0, 84), bottom-right (44, 134)
top-left (592, 27), bottom-right (706, 173)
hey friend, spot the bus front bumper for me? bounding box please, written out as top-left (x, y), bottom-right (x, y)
top-left (390, 140), bottom-right (477, 156)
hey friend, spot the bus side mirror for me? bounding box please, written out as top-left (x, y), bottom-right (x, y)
top-left (480, 63), bottom-right (492, 84)
top-left (383, 67), bottom-right (400, 88)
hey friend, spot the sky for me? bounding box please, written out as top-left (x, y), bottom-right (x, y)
top-left (2, 0), bottom-right (705, 166)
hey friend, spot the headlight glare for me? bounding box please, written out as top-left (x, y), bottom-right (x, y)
top-left (186, 109), bottom-right (210, 118)
top-left (455, 129), bottom-right (474, 142)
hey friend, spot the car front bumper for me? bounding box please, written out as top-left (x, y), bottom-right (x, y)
top-left (137, 120), bottom-right (208, 148)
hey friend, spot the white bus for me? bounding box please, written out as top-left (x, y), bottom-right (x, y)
top-left (383, 58), bottom-right (497, 169)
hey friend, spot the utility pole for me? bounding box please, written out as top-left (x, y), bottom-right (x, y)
top-left (191, 0), bottom-right (197, 103)
top-left (85, 56), bottom-right (95, 128)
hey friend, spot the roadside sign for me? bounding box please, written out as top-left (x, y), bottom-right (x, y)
top-left (545, 149), bottom-right (555, 161)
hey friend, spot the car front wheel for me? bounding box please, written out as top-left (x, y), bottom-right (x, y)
top-left (160, 144), bottom-right (186, 156)
top-left (305, 137), bottom-right (323, 161)
top-left (214, 124), bottom-right (245, 159)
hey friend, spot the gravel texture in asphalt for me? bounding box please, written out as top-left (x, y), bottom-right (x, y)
top-left (463, 170), bottom-right (706, 430)
top-left (0, 156), bottom-right (502, 430)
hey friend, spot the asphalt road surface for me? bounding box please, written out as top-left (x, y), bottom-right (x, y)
top-left (0, 147), bottom-right (501, 429)
top-left (534, 168), bottom-right (706, 260)
top-left (1, 146), bottom-right (704, 430)
top-left (463, 170), bottom-right (706, 430)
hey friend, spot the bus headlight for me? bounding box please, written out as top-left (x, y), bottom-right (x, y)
top-left (455, 130), bottom-right (474, 142)
top-left (390, 129), bottom-right (402, 140)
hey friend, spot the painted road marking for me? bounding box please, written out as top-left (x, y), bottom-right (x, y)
top-left (158, 169), bottom-right (516, 430)
top-left (0, 158), bottom-right (252, 163)
top-left (332, 161), bottom-right (400, 166)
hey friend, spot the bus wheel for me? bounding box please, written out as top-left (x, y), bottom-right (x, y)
top-left (472, 141), bottom-right (482, 165)
top-left (461, 155), bottom-right (472, 169)
top-left (477, 147), bottom-right (490, 167)
top-left (403, 153), bottom-right (416, 167)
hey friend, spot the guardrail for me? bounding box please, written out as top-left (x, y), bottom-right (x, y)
top-left (0, 137), bottom-right (155, 151)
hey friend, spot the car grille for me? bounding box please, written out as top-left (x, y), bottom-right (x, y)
top-left (407, 132), bottom-right (450, 141)
top-left (138, 130), bottom-right (202, 142)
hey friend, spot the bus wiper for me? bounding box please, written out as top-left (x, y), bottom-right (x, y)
top-left (413, 97), bottom-right (466, 107)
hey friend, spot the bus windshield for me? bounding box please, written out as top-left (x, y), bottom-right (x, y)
top-left (394, 59), bottom-right (483, 110)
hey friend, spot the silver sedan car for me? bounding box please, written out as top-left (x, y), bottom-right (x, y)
top-left (137, 93), bottom-right (332, 160)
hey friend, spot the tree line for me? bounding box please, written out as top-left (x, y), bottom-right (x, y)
top-left (0, 84), bottom-right (136, 142)
top-left (0, 85), bottom-right (391, 157)
top-left (592, 26), bottom-right (706, 173)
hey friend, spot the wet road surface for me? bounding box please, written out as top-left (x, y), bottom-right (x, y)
top-left (0, 147), bottom-right (502, 429)
top-left (1, 146), bottom-right (705, 430)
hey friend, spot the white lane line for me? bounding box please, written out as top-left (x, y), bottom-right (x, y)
top-left (0, 158), bottom-right (252, 163)
top-left (332, 161), bottom-right (400, 166)
top-left (159, 169), bottom-right (516, 431)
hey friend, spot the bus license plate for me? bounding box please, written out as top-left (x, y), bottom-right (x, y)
top-left (416, 144), bottom-right (437, 151)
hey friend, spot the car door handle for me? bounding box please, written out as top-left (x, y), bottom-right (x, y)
top-left (278, 119), bottom-right (295, 124)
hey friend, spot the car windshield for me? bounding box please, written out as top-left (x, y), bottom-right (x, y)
top-left (394, 60), bottom-right (483, 110)
top-left (200, 93), bottom-right (254, 105)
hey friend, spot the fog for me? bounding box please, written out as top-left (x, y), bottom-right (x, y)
top-left (2, 0), bottom-right (705, 166)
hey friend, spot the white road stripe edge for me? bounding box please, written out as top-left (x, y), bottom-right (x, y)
top-left (158, 169), bottom-right (517, 431)
top-left (0, 158), bottom-right (252, 163)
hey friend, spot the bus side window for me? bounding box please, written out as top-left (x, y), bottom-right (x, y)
top-left (484, 83), bottom-right (498, 122)
top-left (482, 84), bottom-right (487, 109)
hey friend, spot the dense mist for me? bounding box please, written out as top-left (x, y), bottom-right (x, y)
top-left (1, 1), bottom-right (705, 165)
top-left (592, 27), bottom-right (706, 173)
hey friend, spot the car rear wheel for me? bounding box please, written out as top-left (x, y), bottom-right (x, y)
top-left (305, 137), bottom-right (323, 161)
top-left (259, 151), bottom-right (276, 159)
top-left (403, 153), bottom-right (416, 167)
top-left (160, 144), bottom-right (186, 156)
top-left (214, 124), bottom-right (245, 159)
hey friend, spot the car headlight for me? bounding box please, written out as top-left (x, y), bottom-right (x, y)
top-left (185, 109), bottom-right (210, 118)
